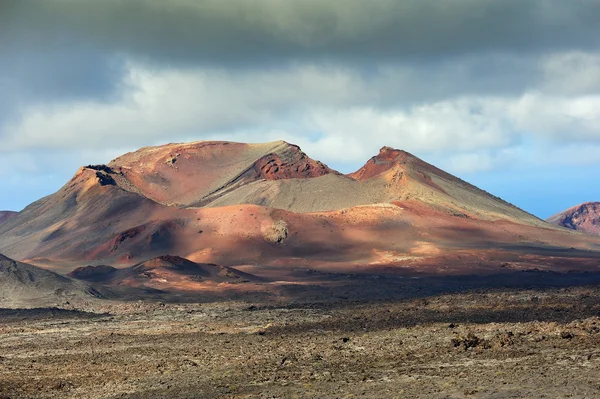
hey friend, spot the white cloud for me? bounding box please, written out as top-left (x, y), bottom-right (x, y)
top-left (2, 55), bottom-right (600, 176)
top-left (508, 93), bottom-right (600, 140)
top-left (1, 63), bottom-right (370, 152)
top-left (304, 100), bottom-right (513, 161)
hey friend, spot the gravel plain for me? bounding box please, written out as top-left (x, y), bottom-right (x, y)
top-left (1, 276), bottom-right (600, 399)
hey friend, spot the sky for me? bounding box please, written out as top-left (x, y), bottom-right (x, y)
top-left (1, 0), bottom-right (599, 219)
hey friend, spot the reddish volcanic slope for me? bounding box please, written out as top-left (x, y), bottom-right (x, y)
top-left (0, 140), bottom-right (599, 277)
top-left (346, 146), bottom-right (545, 225)
top-left (0, 211), bottom-right (17, 224)
top-left (106, 140), bottom-right (337, 208)
top-left (547, 202), bottom-right (600, 235)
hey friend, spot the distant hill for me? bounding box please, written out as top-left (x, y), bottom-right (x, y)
top-left (0, 211), bottom-right (17, 224)
top-left (547, 202), bottom-right (600, 236)
top-left (69, 255), bottom-right (257, 291)
top-left (0, 253), bottom-right (98, 307)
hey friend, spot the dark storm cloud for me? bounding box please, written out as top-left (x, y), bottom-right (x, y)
top-left (2, 0), bottom-right (596, 123)
top-left (2, 0), bottom-right (599, 68)
top-left (1, 0), bottom-right (128, 124)
top-left (0, 49), bottom-right (125, 108)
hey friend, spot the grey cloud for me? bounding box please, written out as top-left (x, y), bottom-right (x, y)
top-left (2, 0), bottom-right (599, 67)
top-left (540, 52), bottom-right (600, 95)
top-left (1, 0), bottom-right (597, 123)
top-left (0, 42), bottom-right (126, 131)
top-left (0, 50), bottom-right (125, 105)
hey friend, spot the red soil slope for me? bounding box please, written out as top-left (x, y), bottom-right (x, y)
top-left (547, 202), bottom-right (600, 236)
top-left (106, 140), bottom-right (336, 207)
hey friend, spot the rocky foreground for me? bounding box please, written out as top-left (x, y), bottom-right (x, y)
top-left (1, 282), bottom-right (599, 399)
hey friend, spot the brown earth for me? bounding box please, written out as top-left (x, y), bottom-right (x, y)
top-left (548, 202), bottom-right (600, 236)
top-left (1, 281), bottom-right (600, 399)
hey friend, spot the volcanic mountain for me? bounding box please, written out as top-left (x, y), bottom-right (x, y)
top-left (547, 202), bottom-right (600, 236)
top-left (0, 211), bottom-right (17, 224)
top-left (0, 253), bottom-right (97, 307)
top-left (0, 140), bottom-right (599, 275)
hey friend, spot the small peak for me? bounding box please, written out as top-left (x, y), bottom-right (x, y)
top-left (349, 147), bottom-right (421, 180)
top-left (270, 140), bottom-right (302, 151)
top-left (379, 146), bottom-right (413, 157)
top-left (373, 146), bottom-right (414, 163)
top-left (154, 255), bottom-right (189, 263)
top-left (140, 255), bottom-right (196, 268)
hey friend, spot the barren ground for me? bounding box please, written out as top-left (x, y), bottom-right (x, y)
top-left (1, 275), bottom-right (600, 399)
